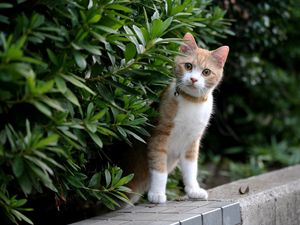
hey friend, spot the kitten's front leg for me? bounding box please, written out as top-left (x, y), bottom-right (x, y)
top-left (148, 169), bottom-right (168, 203)
top-left (181, 140), bottom-right (208, 200)
top-left (148, 145), bottom-right (168, 203)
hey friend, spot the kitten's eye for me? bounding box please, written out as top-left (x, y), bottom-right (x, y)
top-left (202, 68), bottom-right (211, 76)
top-left (184, 63), bottom-right (193, 71)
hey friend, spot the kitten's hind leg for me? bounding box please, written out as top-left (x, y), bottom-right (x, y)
top-left (181, 140), bottom-right (208, 200)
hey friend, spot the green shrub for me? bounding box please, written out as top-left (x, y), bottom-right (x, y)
top-left (0, 0), bottom-right (231, 223)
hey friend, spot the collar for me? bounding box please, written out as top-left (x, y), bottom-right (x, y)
top-left (174, 86), bottom-right (208, 103)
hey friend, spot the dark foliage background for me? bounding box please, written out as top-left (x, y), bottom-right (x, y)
top-left (203, 0), bottom-right (300, 181)
top-left (0, 0), bottom-right (299, 224)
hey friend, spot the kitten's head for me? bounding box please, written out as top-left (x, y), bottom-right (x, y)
top-left (175, 33), bottom-right (229, 97)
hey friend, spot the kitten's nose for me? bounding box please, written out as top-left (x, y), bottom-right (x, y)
top-left (190, 77), bottom-right (198, 84)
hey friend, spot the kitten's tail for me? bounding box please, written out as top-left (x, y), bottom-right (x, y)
top-left (127, 142), bottom-right (150, 204)
top-left (113, 141), bottom-right (150, 205)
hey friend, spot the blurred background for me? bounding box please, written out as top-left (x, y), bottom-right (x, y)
top-left (202, 0), bottom-right (300, 186)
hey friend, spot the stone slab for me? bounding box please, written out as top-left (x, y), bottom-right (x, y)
top-left (209, 165), bottom-right (300, 225)
top-left (222, 202), bottom-right (241, 225)
top-left (70, 165), bottom-right (300, 225)
top-left (70, 200), bottom-right (240, 225)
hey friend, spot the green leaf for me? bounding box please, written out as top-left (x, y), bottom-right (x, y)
top-left (117, 126), bottom-right (127, 138)
top-left (93, 25), bottom-right (117, 34)
top-left (24, 155), bottom-right (54, 175)
top-left (11, 209), bottom-right (33, 225)
top-left (60, 73), bottom-right (96, 95)
top-left (106, 4), bottom-right (132, 13)
top-left (27, 162), bottom-right (57, 192)
top-left (112, 168), bottom-right (123, 185)
top-left (46, 48), bottom-right (58, 66)
top-left (25, 119), bottom-right (31, 143)
top-left (81, 44), bottom-right (102, 55)
top-left (18, 173), bottom-right (32, 195)
top-left (58, 127), bottom-right (78, 141)
top-left (19, 56), bottom-right (44, 65)
top-left (73, 51), bottom-right (87, 70)
top-left (87, 102), bottom-right (94, 118)
top-left (39, 96), bottom-right (65, 112)
top-left (143, 7), bottom-right (150, 33)
top-left (102, 194), bottom-right (119, 210)
top-left (114, 173), bottom-right (134, 187)
top-left (46, 147), bottom-right (68, 158)
top-left (12, 157), bottom-right (24, 177)
top-left (35, 80), bottom-right (54, 94)
top-left (0, 3), bottom-right (13, 8)
top-left (63, 88), bottom-right (80, 106)
top-left (85, 122), bottom-right (97, 133)
top-left (35, 134), bottom-right (59, 148)
top-left (0, 15), bottom-right (9, 24)
top-left (88, 14), bottom-right (101, 24)
top-left (66, 173), bottom-right (85, 188)
top-left (110, 192), bottom-right (132, 205)
top-left (33, 151), bottom-right (64, 170)
top-left (30, 13), bottom-right (45, 29)
top-left (116, 113), bottom-right (127, 123)
top-left (117, 186), bottom-right (132, 193)
top-left (126, 118), bottom-right (148, 126)
top-left (11, 198), bottom-right (27, 208)
top-left (31, 101), bottom-right (52, 117)
top-left (124, 26), bottom-right (140, 53)
top-left (124, 43), bottom-right (136, 62)
top-left (161, 17), bottom-right (173, 35)
top-left (132, 25), bottom-right (145, 46)
top-left (98, 127), bottom-right (117, 137)
top-left (125, 129), bottom-right (146, 143)
top-left (151, 19), bottom-right (163, 38)
top-left (91, 109), bottom-right (106, 121)
top-left (88, 132), bottom-right (103, 148)
top-left (55, 76), bottom-right (67, 93)
top-left (104, 169), bottom-right (111, 187)
top-left (88, 172), bottom-right (101, 188)
top-left (140, 27), bottom-right (149, 44)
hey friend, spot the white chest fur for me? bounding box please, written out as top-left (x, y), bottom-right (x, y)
top-left (166, 87), bottom-right (213, 170)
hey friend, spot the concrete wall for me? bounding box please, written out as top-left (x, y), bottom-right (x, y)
top-left (208, 165), bottom-right (300, 225)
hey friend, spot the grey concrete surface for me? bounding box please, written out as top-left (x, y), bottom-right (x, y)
top-left (209, 164), bottom-right (300, 225)
top-left (70, 200), bottom-right (241, 225)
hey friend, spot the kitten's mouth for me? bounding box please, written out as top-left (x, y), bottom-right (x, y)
top-left (186, 84), bottom-right (198, 89)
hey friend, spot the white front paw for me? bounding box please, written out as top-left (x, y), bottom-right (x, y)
top-left (148, 192), bottom-right (167, 204)
top-left (185, 186), bottom-right (208, 200)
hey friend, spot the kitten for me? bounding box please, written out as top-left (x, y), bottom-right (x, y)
top-left (116, 33), bottom-right (229, 204)
top-left (146, 33), bottom-right (229, 203)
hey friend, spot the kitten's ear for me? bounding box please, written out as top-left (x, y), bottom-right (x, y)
top-left (211, 46), bottom-right (229, 68)
top-left (180, 33), bottom-right (198, 53)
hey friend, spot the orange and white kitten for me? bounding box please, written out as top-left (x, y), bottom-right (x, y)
top-left (147, 33), bottom-right (229, 203)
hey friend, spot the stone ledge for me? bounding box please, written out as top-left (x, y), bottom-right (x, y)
top-left (209, 164), bottom-right (300, 225)
top-left (70, 200), bottom-right (241, 225)
top-left (70, 164), bottom-right (300, 225)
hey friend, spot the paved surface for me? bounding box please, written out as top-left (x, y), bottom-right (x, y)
top-left (70, 200), bottom-right (241, 225)
top-left (71, 165), bottom-right (300, 225)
